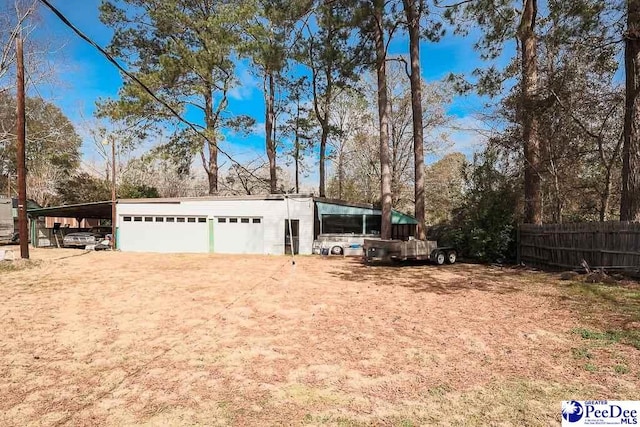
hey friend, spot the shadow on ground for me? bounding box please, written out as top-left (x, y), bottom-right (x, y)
top-left (327, 258), bottom-right (526, 295)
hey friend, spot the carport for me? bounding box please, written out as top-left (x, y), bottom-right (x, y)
top-left (27, 201), bottom-right (113, 247)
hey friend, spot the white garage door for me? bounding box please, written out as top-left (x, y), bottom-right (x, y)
top-left (119, 215), bottom-right (208, 253)
top-left (214, 217), bottom-right (264, 254)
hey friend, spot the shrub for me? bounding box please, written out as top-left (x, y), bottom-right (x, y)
top-left (430, 149), bottom-right (519, 263)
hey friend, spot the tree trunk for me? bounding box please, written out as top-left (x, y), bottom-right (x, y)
top-left (319, 125), bottom-right (328, 197)
top-left (318, 82), bottom-right (332, 198)
top-left (204, 89), bottom-right (218, 195)
top-left (293, 98), bottom-right (301, 194)
top-left (553, 168), bottom-right (562, 224)
top-left (402, 0), bottom-right (426, 239)
top-left (620, 0), bottom-right (640, 221)
top-left (338, 149), bottom-right (344, 200)
top-left (391, 118), bottom-right (398, 204)
top-left (373, 0), bottom-right (392, 239)
top-left (207, 169), bottom-right (217, 196)
top-left (600, 169), bottom-right (612, 222)
top-left (265, 71), bottom-right (277, 194)
top-left (519, 0), bottom-right (542, 224)
top-left (294, 136), bottom-right (300, 194)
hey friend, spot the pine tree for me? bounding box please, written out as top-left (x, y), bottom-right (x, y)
top-left (99, 0), bottom-right (253, 195)
top-left (620, 0), bottom-right (640, 220)
top-left (298, 0), bottom-right (359, 197)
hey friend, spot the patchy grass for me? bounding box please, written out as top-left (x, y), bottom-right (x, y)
top-left (584, 363), bottom-right (598, 373)
top-left (614, 364), bottom-right (630, 375)
top-left (561, 280), bottom-right (640, 378)
top-left (571, 346), bottom-right (594, 360)
top-left (0, 259), bottom-right (41, 272)
top-left (565, 281), bottom-right (640, 350)
top-left (571, 328), bottom-right (623, 344)
top-left (0, 249), bottom-right (638, 426)
top-left (302, 413), bottom-right (368, 426)
top-left (427, 384), bottom-right (453, 397)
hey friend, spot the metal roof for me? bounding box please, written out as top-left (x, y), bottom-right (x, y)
top-left (28, 201), bottom-right (113, 219)
top-left (26, 195), bottom-right (418, 225)
top-left (118, 194), bottom-right (314, 204)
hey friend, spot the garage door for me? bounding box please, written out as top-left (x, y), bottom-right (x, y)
top-left (214, 217), bottom-right (264, 254)
top-left (119, 215), bottom-right (208, 253)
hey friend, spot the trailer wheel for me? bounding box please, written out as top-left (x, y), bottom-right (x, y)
top-left (331, 246), bottom-right (343, 256)
top-left (435, 250), bottom-right (446, 265)
top-left (446, 250), bottom-right (457, 264)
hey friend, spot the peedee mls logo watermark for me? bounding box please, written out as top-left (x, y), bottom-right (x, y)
top-left (562, 401), bottom-right (639, 426)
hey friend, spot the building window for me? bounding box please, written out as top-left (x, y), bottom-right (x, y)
top-left (229, 218), bottom-right (238, 223)
top-left (134, 217), bottom-right (142, 222)
top-left (187, 217), bottom-right (196, 223)
top-left (218, 218), bottom-right (226, 223)
top-left (123, 216), bottom-right (132, 222)
top-left (155, 217), bottom-right (164, 222)
top-left (365, 215), bottom-right (382, 235)
top-left (241, 218), bottom-right (249, 223)
top-left (198, 217), bottom-right (206, 223)
top-left (177, 217), bottom-right (185, 223)
top-left (166, 217), bottom-right (175, 223)
top-left (252, 218), bottom-right (261, 224)
top-left (322, 215), bottom-right (363, 234)
top-left (144, 217), bottom-right (153, 222)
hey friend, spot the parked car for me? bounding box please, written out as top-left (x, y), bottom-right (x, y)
top-left (62, 227), bottom-right (112, 249)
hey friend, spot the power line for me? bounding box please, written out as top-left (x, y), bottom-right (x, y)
top-left (37, 0), bottom-right (264, 184)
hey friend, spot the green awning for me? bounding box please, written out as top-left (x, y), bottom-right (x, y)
top-left (315, 201), bottom-right (418, 225)
top-left (392, 211), bottom-right (419, 225)
top-left (316, 202), bottom-right (377, 217)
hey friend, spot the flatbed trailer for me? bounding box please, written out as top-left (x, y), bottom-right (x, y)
top-left (363, 239), bottom-right (457, 265)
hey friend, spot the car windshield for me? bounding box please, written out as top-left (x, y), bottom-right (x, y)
top-left (90, 227), bottom-right (110, 234)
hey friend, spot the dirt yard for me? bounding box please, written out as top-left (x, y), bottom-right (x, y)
top-left (0, 249), bottom-right (638, 426)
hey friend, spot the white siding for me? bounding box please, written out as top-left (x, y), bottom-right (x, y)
top-left (214, 217), bottom-right (264, 254)
top-left (115, 197), bottom-right (314, 255)
top-left (119, 215), bottom-right (208, 253)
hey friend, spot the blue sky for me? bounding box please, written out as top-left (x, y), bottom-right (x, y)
top-left (33, 0), bottom-right (504, 184)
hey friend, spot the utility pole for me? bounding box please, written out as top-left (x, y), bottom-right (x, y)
top-left (111, 137), bottom-right (116, 248)
top-left (16, 36), bottom-right (29, 259)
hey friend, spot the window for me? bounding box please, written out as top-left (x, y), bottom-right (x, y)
top-left (322, 215), bottom-right (363, 234)
top-left (177, 217), bottom-right (185, 223)
top-left (134, 217), bottom-right (142, 222)
top-left (144, 217), bottom-right (153, 222)
top-left (155, 217), bottom-right (164, 222)
top-left (218, 218), bottom-right (226, 223)
top-left (252, 218), bottom-right (261, 224)
top-left (241, 218), bottom-right (249, 223)
top-left (166, 217), bottom-right (175, 223)
top-left (188, 217), bottom-right (196, 223)
top-left (229, 218), bottom-right (238, 223)
top-left (123, 216), bottom-right (132, 222)
top-left (365, 215), bottom-right (382, 235)
top-left (198, 217), bottom-right (206, 223)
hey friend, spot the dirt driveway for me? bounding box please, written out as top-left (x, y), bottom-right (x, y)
top-left (0, 249), bottom-right (638, 426)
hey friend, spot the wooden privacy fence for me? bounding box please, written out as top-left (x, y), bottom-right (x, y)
top-left (518, 222), bottom-right (640, 271)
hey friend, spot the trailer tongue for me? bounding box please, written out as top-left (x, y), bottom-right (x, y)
top-left (363, 239), bottom-right (457, 265)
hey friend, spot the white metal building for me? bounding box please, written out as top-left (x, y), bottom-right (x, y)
top-left (116, 195), bottom-right (315, 254)
top-left (28, 195), bottom-right (418, 254)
